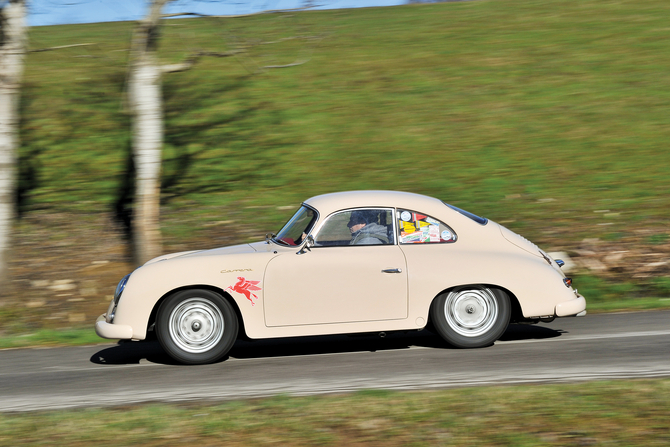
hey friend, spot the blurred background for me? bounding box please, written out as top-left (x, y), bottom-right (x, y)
top-left (1, 0), bottom-right (670, 344)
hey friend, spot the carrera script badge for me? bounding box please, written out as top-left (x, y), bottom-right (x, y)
top-left (226, 277), bottom-right (262, 306)
top-left (221, 268), bottom-right (253, 274)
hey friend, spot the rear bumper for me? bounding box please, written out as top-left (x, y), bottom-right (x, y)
top-left (95, 314), bottom-right (133, 339)
top-left (555, 295), bottom-right (586, 317)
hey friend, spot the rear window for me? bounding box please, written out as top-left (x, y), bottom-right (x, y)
top-left (443, 202), bottom-right (488, 225)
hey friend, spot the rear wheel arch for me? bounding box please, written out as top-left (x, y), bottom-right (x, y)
top-left (429, 284), bottom-right (513, 348)
top-left (429, 284), bottom-right (521, 321)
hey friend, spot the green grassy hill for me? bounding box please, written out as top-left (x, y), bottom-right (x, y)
top-left (4, 0), bottom-right (670, 338)
top-left (22, 0), bottom-right (670, 221)
top-left (22, 0), bottom-right (670, 225)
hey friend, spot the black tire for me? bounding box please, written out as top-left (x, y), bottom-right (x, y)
top-left (430, 286), bottom-right (510, 348)
top-left (156, 289), bottom-right (238, 364)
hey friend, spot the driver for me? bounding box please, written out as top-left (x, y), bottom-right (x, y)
top-left (347, 211), bottom-right (389, 245)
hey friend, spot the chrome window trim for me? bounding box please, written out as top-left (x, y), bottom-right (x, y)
top-left (273, 203), bottom-right (320, 247)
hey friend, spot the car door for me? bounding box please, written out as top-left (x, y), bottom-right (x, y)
top-left (263, 208), bottom-right (408, 327)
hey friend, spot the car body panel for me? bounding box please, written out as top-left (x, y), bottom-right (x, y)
top-left (264, 245), bottom-right (408, 327)
top-left (109, 242), bottom-right (276, 340)
top-left (96, 190), bottom-right (586, 343)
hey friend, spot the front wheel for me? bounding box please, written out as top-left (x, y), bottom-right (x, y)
top-left (156, 289), bottom-right (238, 364)
top-left (430, 286), bottom-right (510, 348)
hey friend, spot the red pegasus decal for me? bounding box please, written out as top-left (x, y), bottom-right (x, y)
top-left (226, 277), bottom-right (262, 306)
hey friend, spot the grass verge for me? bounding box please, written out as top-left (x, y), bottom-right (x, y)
top-left (585, 298), bottom-right (670, 314)
top-left (0, 328), bottom-right (103, 350)
top-left (573, 273), bottom-right (670, 313)
top-left (1, 379), bottom-right (668, 445)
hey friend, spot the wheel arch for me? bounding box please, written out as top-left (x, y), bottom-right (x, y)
top-left (147, 284), bottom-right (248, 339)
top-left (428, 283), bottom-right (522, 323)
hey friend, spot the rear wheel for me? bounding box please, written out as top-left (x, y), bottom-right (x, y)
top-left (156, 289), bottom-right (238, 364)
top-left (430, 286), bottom-right (510, 348)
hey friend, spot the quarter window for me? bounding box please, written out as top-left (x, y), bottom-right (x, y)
top-left (397, 210), bottom-right (457, 244)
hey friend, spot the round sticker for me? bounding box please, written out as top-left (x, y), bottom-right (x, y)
top-left (400, 211), bottom-right (412, 222)
top-left (441, 230), bottom-right (453, 241)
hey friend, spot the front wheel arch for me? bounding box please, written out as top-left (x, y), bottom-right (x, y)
top-left (148, 285), bottom-right (247, 340)
top-left (156, 288), bottom-right (240, 364)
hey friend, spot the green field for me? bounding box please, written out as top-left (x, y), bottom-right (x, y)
top-left (2, 0), bottom-right (670, 338)
top-left (21, 0), bottom-right (670, 224)
top-left (1, 379), bottom-right (669, 445)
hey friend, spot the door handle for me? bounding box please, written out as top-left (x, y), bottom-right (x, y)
top-left (382, 268), bottom-right (402, 274)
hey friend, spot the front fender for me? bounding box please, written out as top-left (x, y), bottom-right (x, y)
top-left (112, 251), bottom-right (275, 339)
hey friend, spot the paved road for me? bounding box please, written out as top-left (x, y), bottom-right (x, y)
top-left (1, 310), bottom-right (669, 412)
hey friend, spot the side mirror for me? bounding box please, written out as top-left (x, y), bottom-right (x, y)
top-left (265, 233), bottom-right (276, 243)
top-left (297, 235), bottom-right (315, 255)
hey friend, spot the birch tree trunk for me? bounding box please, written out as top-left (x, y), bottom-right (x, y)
top-left (128, 0), bottom-right (170, 264)
top-left (125, 0), bottom-right (311, 264)
top-left (0, 0), bottom-right (27, 284)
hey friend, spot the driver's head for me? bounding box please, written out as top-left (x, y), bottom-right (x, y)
top-left (347, 211), bottom-right (368, 233)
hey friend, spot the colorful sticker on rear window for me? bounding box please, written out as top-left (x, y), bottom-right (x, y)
top-left (401, 231), bottom-right (422, 243)
top-left (420, 227), bottom-right (431, 242)
top-left (429, 225), bottom-right (440, 242)
top-left (441, 230), bottom-right (454, 241)
top-left (402, 222), bottom-right (416, 233)
top-left (400, 211), bottom-right (412, 222)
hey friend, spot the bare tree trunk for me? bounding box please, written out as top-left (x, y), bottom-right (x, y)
top-left (125, 0), bottom-right (314, 264)
top-left (0, 0), bottom-right (27, 284)
top-left (128, 0), bottom-right (170, 264)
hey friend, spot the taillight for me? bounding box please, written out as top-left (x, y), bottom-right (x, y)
top-left (563, 277), bottom-right (573, 288)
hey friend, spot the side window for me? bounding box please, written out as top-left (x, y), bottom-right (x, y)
top-left (315, 209), bottom-right (395, 246)
top-left (397, 209), bottom-right (457, 244)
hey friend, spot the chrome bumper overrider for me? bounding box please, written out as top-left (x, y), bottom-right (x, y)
top-left (95, 314), bottom-right (133, 339)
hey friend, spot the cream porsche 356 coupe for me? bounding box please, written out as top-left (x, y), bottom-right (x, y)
top-left (96, 191), bottom-right (586, 364)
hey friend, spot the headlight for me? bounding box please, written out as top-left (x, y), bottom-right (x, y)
top-left (109, 274), bottom-right (131, 323)
top-left (114, 274), bottom-right (131, 304)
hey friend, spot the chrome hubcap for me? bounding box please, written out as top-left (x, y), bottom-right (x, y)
top-left (169, 298), bottom-right (224, 353)
top-left (444, 288), bottom-right (498, 337)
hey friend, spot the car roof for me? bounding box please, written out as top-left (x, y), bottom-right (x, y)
top-left (304, 190), bottom-right (447, 217)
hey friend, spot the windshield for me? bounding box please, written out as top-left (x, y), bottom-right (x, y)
top-left (274, 205), bottom-right (318, 246)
